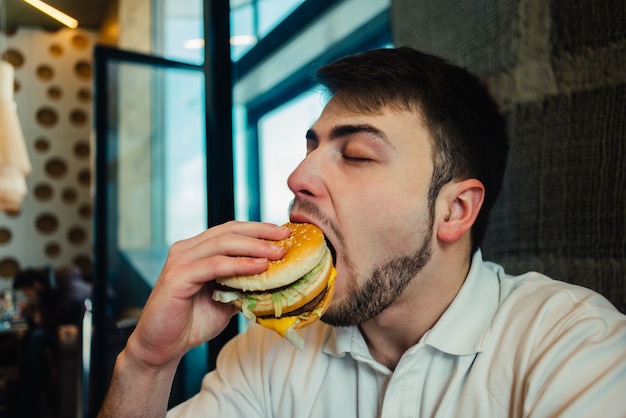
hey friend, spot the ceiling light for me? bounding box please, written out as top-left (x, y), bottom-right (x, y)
top-left (230, 35), bottom-right (258, 46)
top-left (183, 38), bottom-right (205, 50)
top-left (22, 0), bottom-right (78, 28)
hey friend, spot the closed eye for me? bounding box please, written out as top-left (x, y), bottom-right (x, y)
top-left (342, 155), bottom-right (372, 165)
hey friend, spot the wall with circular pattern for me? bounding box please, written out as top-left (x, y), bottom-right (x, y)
top-left (0, 28), bottom-right (96, 287)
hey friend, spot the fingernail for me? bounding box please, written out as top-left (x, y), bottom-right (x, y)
top-left (272, 244), bottom-right (285, 252)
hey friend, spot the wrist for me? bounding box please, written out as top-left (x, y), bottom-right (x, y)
top-left (99, 349), bottom-right (179, 418)
top-left (120, 336), bottom-right (182, 378)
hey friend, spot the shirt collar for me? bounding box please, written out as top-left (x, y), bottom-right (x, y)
top-left (421, 249), bottom-right (500, 355)
top-left (325, 250), bottom-right (501, 357)
top-left (324, 324), bottom-right (367, 358)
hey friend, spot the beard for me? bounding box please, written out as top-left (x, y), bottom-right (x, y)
top-left (289, 197), bottom-right (434, 327)
top-left (321, 217), bottom-right (434, 328)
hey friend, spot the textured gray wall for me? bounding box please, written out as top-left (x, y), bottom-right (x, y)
top-left (392, 0), bottom-right (626, 312)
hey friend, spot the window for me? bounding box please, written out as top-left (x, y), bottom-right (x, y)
top-left (230, 0), bottom-right (306, 60)
top-left (154, 0), bottom-right (204, 64)
top-left (162, 70), bottom-right (207, 243)
top-left (258, 89), bottom-right (326, 224)
top-left (231, 0), bottom-right (392, 224)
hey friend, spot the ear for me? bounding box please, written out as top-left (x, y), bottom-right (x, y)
top-left (436, 179), bottom-right (485, 243)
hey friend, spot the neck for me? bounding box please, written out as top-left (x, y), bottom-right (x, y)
top-left (359, 245), bottom-right (472, 370)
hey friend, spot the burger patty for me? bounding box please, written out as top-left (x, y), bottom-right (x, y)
top-left (215, 280), bottom-right (296, 294)
top-left (258, 287), bottom-right (327, 319)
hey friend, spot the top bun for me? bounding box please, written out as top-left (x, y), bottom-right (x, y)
top-left (216, 222), bottom-right (327, 291)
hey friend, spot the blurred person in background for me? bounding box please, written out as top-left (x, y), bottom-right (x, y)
top-left (12, 265), bottom-right (92, 416)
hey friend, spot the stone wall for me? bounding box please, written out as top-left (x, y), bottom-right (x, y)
top-left (392, 0), bottom-right (626, 312)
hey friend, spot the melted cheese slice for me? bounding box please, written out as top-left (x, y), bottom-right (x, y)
top-left (256, 316), bottom-right (298, 338)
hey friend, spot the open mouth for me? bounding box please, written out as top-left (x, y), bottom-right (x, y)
top-left (325, 237), bottom-right (337, 265)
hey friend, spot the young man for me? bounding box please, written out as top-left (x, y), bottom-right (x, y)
top-left (99, 47), bottom-right (626, 417)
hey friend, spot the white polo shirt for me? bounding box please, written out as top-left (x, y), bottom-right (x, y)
top-left (168, 251), bottom-right (626, 417)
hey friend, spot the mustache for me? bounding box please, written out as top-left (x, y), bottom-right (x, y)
top-left (289, 198), bottom-right (344, 245)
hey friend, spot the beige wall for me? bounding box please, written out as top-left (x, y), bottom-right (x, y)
top-left (0, 28), bottom-right (97, 285)
top-left (118, 0), bottom-right (151, 52)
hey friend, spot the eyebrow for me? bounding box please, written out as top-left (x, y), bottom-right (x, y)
top-left (306, 123), bottom-right (395, 149)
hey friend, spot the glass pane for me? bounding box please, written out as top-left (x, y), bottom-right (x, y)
top-left (233, 104), bottom-right (253, 220)
top-left (229, 0), bottom-right (306, 61)
top-left (164, 71), bottom-right (207, 244)
top-left (230, 3), bottom-right (256, 61)
top-left (156, 0), bottom-right (204, 64)
top-left (107, 61), bottom-right (206, 296)
top-left (257, 0), bottom-right (305, 36)
top-left (257, 89), bottom-right (326, 225)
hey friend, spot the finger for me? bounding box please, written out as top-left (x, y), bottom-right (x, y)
top-left (158, 254), bottom-right (270, 299)
top-left (174, 221), bottom-right (290, 252)
top-left (171, 231), bottom-right (287, 267)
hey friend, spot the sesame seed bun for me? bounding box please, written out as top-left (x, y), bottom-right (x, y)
top-left (216, 222), bottom-right (328, 291)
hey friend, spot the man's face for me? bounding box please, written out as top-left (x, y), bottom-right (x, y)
top-left (288, 99), bottom-right (436, 326)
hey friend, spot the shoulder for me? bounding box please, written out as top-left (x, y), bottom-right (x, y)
top-left (464, 255), bottom-right (625, 345)
top-left (498, 270), bottom-right (623, 319)
top-left (480, 270), bottom-right (626, 415)
top-left (489, 269), bottom-right (626, 358)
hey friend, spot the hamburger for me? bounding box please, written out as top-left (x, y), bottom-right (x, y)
top-left (212, 222), bottom-right (336, 349)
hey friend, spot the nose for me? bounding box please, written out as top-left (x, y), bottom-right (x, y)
top-left (287, 149), bottom-right (326, 200)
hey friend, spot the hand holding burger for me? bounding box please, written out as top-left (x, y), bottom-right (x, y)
top-left (212, 222), bottom-right (336, 349)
